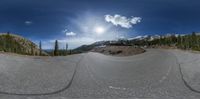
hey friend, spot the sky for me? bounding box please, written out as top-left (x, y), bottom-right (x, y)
top-left (0, 0), bottom-right (200, 49)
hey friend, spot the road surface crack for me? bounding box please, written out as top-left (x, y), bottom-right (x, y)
top-left (174, 55), bottom-right (200, 94)
top-left (0, 55), bottom-right (85, 96)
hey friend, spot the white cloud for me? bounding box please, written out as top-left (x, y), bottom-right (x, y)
top-left (66, 32), bottom-right (76, 36)
top-left (63, 29), bottom-right (68, 33)
top-left (25, 21), bottom-right (32, 25)
top-left (105, 14), bottom-right (141, 28)
top-left (62, 29), bottom-right (76, 36)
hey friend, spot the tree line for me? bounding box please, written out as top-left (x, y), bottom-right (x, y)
top-left (131, 32), bottom-right (200, 51)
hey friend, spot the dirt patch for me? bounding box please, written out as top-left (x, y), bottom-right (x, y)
top-left (91, 46), bottom-right (145, 56)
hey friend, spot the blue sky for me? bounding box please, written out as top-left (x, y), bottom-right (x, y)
top-left (0, 0), bottom-right (200, 49)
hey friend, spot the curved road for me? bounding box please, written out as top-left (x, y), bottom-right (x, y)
top-left (0, 49), bottom-right (200, 99)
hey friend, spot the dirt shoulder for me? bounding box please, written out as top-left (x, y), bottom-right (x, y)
top-left (91, 45), bottom-right (145, 56)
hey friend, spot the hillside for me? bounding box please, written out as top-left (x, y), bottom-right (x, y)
top-left (92, 46), bottom-right (145, 56)
top-left (72, 41), bottom-right (110, 53)
top-left (0, 33), bottom-right (43, 55)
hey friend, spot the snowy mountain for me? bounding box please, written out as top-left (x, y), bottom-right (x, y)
top-left (128, 35), bottom-right (161, 41)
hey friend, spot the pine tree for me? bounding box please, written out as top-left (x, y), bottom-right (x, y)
top-left (30, 43), bottom-right (34, 55)
top-left (66, 43), bottom-right (68, 55)
top-left (177, 35), bottom-right (182, 48)
top-left (191, 32), bottom-right (198, 50)
top-left (54, 40), bottom-right (59, 56)
top-left (5, 32), bottom-right (11, 52)
top-left (39, 41), bottom-right (42, 56)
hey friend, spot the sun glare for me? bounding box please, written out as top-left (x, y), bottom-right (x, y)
top-left (94, 26), bottom-right (105, 35)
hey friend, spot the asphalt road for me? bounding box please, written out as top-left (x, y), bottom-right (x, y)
top-left (0, 49), bottom-right (200, 99)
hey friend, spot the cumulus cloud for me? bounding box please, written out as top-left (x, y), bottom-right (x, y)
top-left (24, 21), bottom-right (32, 25)
top-left (105, 14), bottom-right (142, 28)
top-left (66, 32), bottom-right (76, 36)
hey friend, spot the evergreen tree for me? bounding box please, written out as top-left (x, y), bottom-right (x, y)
top-left (54, 40), bottom-right (59, 56)
top-left (39, 41), bottom-right (42, 55)
top-left (30, 43), bottom-right (34, 55)
top-left (191, 32), bottom-right (198, 50)
top-left (5, 32), bottom-right (11, 52)
top-left (177, 35), bottom-right (182, 48)
top-left (66, 43), bottom-right (68, 55)
top-left (66, 43), bottom-right (68, 51)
